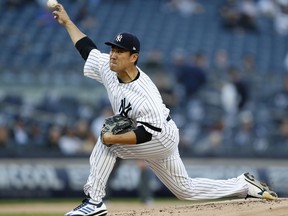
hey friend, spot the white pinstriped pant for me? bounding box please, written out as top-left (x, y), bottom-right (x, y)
top-left (84, 120), bottom-right (248, 202)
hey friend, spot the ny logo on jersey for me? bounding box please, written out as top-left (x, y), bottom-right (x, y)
top-left (119, 98), bottom-right (132, 117)
top-left (116, 34), bottom-right (123, 42)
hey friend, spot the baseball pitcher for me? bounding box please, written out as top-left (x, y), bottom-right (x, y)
top-left (51, 3), bottom-right (278, 216)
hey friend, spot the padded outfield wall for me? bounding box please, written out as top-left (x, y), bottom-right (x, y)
top-left (0, 158), bottom-right (287, 198)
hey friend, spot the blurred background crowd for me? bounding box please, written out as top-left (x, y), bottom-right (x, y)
top-left (0, 0), bottom-right (288, 159)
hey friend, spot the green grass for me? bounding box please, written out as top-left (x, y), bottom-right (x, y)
top-left (0, 198), bottom-right (79, 204)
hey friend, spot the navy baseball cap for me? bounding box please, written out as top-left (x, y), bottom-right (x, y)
top-left (105, 32), bottom-right (140, 53)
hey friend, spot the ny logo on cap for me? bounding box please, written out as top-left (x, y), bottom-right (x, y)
top-left (116, 34), bottom-right (123, 42)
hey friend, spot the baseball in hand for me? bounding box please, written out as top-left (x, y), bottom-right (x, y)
top-left (47, 0), bottom-right (58, 9)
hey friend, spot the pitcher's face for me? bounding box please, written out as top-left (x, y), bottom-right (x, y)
top-left (109, 47), bottom-right (138, 72)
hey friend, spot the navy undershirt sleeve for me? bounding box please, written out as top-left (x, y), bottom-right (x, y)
top-left (75, 36), bottom-right (97, 61)
top-left (133, 126), bottom-right (152, 144)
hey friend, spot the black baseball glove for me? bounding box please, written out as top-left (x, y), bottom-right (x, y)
top-left (101, 114), bottom-right (134, 146)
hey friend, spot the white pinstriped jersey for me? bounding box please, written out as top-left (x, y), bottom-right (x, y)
top-left (84, 49), bottom-right (170, 135)
top-left (83, 48), bottom-right (249, 203)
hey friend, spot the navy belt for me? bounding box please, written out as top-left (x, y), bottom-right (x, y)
top-left (138, 115), bottom-right (171, 132)
top-left (166, 115), bottom-right (171, 122)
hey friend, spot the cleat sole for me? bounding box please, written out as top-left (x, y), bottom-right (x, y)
top-left (262, 191), bottom-right (277, 200)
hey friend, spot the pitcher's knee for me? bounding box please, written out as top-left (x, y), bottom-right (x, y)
top-left (173, 190), bottom-right (194, 200)
top-left (176, 194), bottom-right (192, 200)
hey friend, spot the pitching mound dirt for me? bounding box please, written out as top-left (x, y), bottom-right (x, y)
top-left (108, 198), bottom-right (288, 216)
top-left (0, 198), bottom-right (287, 215)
